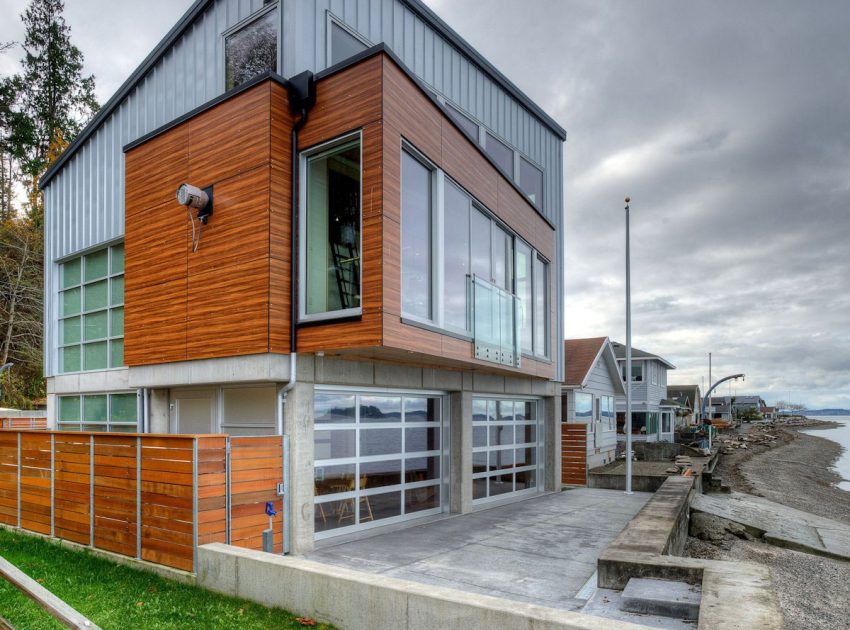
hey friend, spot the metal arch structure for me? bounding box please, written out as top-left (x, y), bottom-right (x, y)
top-left (701, 373), bottom-right (745, 423)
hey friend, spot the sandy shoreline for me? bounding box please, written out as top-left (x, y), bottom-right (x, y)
top-left (687, 419), bottom-right (850, 630)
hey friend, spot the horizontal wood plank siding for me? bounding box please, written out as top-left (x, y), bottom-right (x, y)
top-left (561, 424), bottom-right (587, 486)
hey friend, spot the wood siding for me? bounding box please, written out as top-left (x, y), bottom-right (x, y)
top-left (124, 52), bottom-right (555, 380)
top-left (561, 424), bottom-right (587, 486)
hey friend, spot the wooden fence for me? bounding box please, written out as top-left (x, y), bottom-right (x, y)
top-left (0, 417), bottom-right (47, 429)
top-left (0, 430), bottom-right (286, 573)
top-left (561, 423), bottom-right (587, 486)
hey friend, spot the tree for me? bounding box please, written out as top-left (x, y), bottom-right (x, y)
top-left (0, 217), bottom-right (44, 408)
top-left (5, 0), bottom-right (98, 223)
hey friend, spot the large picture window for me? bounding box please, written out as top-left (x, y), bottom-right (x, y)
top-left (225, 5), bottom-right (278, 90)
top-left (575, 392), bottom-right (593, 420)
top-left (58, 392), bottom-right (138, 432)
top-left (401, 151), bottom-right (433, 320)
top-left (59, 244), bottom-right (124, 373)
top-left (301, 135), bottom-right (361, 320)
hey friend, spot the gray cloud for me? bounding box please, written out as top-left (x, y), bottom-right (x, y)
top-left (2, 0), bottom-right (848, 408)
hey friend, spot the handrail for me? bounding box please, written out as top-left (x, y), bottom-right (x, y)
top-left (0, 554), bottom-right (101, 629)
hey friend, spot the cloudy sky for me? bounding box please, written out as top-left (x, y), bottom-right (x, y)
top-left (2, 1), bottom-right (849, 408)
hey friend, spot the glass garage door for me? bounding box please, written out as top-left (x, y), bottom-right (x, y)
top-left (313, 391), bottom-right (443, 538)
top-left (472, 398), bottom-right (542, 502)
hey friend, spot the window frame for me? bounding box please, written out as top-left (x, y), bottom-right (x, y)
top-left (57, 391), bottom-right (140, 432)
top-left (574, 391), bottom-right (593, 420)
top-left (222, 1), bottom-right (280, 92)
top-left (57, 242), bottom-right (125, 374)
top-left (622, 362), bottom-right (644, 383)
top-left (326, 11), bottom-right (372, 68)
top-left (518, 154), bottom-right (544, 210)
top-left (400, 143), bottom-right (441, 326)
top-left (298, 130), bottom-right (364, 323)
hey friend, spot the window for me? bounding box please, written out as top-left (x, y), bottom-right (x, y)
top-left (401, 151), bottom-right (433, 320)
top-left (329, 20), bottom-right (368, 66)
top-left (221, 385), bottom-right (277, 436)
top-left (651, 362), bottom-right (658, 385)
top-left (533, 255), bottom-right (549, 357)
top-left (443, 181), bottom-right (471, 331)
top-left (301, 135), bottom-right (361, 320)
top-left (485, 132), bottom-right (514, 177)
top-left (446, 105), bottom-right (480, 140)
top-left (58, 392), bottom-right (138, 432)
top-left (515, 241), bottom-right (533, 353)
top-left (519, 157), bottom-right (543, 207)
top-left (575, 392), bottom-right (593, 420)
top-left (601, 396), bottom-right (615, 430)
top-left (622, 363), bottom-right (643, 382)
top-left (59, 244), bottom-right (124, 373)
top-left (225, 5), bottom-right (278, 90)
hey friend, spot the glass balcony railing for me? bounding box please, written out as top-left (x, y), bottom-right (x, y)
top-left (470, 275), bottom-right (520, 368)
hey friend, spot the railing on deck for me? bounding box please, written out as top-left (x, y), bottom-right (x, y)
top-left (0, 417), bottom-right (47, 429)
top-left (470, 275), bottom-right (520, 367)
top-left (0, 431), bottom-right (286, 573)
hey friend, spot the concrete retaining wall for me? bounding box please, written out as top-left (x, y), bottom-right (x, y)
top-left (197, 544), bottom-right (647, 630)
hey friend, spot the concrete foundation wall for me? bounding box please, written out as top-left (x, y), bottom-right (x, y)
top-left (197, 543), bottom-right (645, 630)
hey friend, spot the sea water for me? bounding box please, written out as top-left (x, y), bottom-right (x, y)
top-left (803, 416), bottom-right (850, 492)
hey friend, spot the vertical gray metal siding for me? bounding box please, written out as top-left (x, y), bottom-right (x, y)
top-left (42, 0), bottom-right (565, 379)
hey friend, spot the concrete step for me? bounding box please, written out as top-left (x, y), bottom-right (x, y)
top-left (620, 577), bottom-right (701, 620)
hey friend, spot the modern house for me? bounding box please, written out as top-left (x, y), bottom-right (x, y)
top-left (38, 0), bottom-right (565, 552)
top-left (611, 342), bottom-right (676, 442)
top-left (667, 384), bottom-right (702, 426)
top-left (561, 338), bottom-right (624, 470)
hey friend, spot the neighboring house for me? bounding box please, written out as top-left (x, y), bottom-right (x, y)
top-left (38, 0), bottom-right (566, 552)
top-left (667, 384), bottom-right (702, 426)
top-left (708, 398), bottom-right (733, 421)
top-left (611, 342), bottom-right (677, 442)
top-left (711, 395), bottom-right (766, 419)
top-left (561, 338), bottom-right (626, 469)
top-left (760, 406), bottom-right (777, 420)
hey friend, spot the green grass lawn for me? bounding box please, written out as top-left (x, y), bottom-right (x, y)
top-left (0, 528), bottom-right (333, 629)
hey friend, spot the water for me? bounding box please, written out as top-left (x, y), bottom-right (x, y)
top-left (802, 416), bottom-right (850, 492)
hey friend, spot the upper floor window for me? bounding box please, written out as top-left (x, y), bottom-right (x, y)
top-left (622, 363), bottom-right (643, 383)
top-left (519, 156), bottom-right (543, 207)
top-left (225, 4), bottom-right (278, 91)
top-left (329, 19), bottom-right (368, 66)
top-left (59, 244), bottom-right (124, 373)
top-left (300, 134), bottom-right (362, 321)
top-left (446, 105), bottom-right (480, 141)
top-left (400, 143), bottom-right (550, 362)
top-left (485, 132), bottom-right (514, 177)
top-left (651, 362), bottom-right (658, 385)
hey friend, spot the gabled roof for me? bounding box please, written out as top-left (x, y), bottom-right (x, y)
top-left (610, 342), bottom-right (676, 370)
top-left (563, 337), bottom-right (626, 395)
top-left (41, 0), bottom-right (566, 189)
top-left (667, 385), bottom-right (700, 407)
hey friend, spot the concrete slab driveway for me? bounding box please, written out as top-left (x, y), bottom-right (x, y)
top-left (306, 488), bottom-right (651, 611)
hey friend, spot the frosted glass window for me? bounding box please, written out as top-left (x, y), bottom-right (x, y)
top-left (62, 259), bottom-right (80, 288)
top-left (59, 392), bottom-right (137, 432)
top-left (111, 393), bottom-right (137, 424)
top-left (84, 341), bottom-right (107, 371)
top-left (111, 277), bottom-right (124, 305)
top-left (110, 340), bottom-right (124, 369)
top-left (84, 394), bottom-right (108, 423)
top-left (62, 288), bottom-right (80, 316)
top-left (84, 312), bottom-right (108, 341)
top-left (84, 249), bottom-right (108, 281)
top-left (62, 317), bottom-right (81, 345)
top-left (84, 280), bottom-right (108, 311)
top-left (59, 396), bottom-right (80, 423)
top-left (111, 244), bottom-right (124, 274)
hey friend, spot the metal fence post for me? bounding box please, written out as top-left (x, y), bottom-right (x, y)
top-left (136, 436), bottom-right (141, 559)
top-left (192, 437), bottom-right (198, 573)
top-left (225, 436), bottom-right (231, 545)
top-left (50, 433), bottom-right (55, 537)
top-left (16, 432), bottom-right (21, 528)
top-left (283, 433), bottom-right (290, 555)
top-left (89, 435), bottom-right (94, 548)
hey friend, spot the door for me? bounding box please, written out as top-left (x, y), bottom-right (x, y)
top-left (170, 388), bottom-right (216, 434)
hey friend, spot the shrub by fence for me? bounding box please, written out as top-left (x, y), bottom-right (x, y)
top-left (0, 431), bottom-right (285, 573)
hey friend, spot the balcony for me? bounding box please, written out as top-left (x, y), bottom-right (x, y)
top-left (471, 275), bottom-right (520, 368)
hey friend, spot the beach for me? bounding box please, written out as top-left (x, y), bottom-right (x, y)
top-left (687, 419), bottom-right (850, 630)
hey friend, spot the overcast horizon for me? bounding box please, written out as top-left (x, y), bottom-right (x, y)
top-left (2, 0), bottom-right (848, 409)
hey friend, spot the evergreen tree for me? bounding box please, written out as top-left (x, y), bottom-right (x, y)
top-left (6, 0), bottom-right (99, 223)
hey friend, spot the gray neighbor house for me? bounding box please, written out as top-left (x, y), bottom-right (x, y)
top-left (38, 0), bottom-right (567, 551)
top-left (611, 342), bottom-right (678, 443)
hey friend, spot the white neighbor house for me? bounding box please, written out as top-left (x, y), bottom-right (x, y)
top-left (561, 338), bottom-right (626, 469)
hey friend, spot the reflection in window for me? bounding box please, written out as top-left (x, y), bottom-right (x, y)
top-left (304, 138), bottom-right (361, 317)
top-left (330, 21), bottom-right (368, 66)
top-left (485, 132), bottom-right (514, 176)
top-left (575, 392), bottom-right (593, 419)
top-left (533, 256), bottom-right (549, 357)
top-left (443, 181), bottom-right (470, 331)
top-left (516, 241), bottom-right (532, 353)
top-left (225, 8), bottom-right (278, 90)
top-left (519, 157), bottom-right (543, 207)
top-left (401, 151), bottom-right (433, 320)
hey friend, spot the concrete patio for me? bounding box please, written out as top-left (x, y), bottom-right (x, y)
top-left (306, 488), bottom-right (652, 611)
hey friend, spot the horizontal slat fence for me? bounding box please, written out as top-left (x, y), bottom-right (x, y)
top-left (561, 424), bottom-right (588, 486)
top-left (0, 430), bottom-right (285, 573)
top-left (0, 417), bottom-right (47, 429)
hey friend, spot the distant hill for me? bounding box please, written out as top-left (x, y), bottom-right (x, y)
top-left (803, 409), bottom-right (850, 416)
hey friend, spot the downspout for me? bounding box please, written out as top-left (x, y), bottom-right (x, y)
top-left (278, 71), bottom-right (316, 435)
